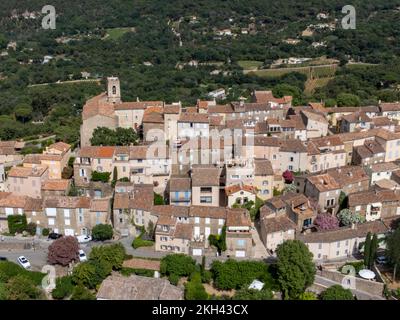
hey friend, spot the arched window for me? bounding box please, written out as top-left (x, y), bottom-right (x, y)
top-left (112, 86), bottom-right (117, 95)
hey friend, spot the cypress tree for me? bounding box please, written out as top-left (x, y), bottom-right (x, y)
top-left (369, 233), bottom-right (378, 268)
top-left (364, 232), bottom-right (372, 268)
top-left (113, 166), bottom-right (118, 182)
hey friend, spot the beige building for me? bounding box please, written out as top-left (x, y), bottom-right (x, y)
top-left (23, 142), bottom-right (71, 180)
top-left (40, 196), bottom-right (110, 236)
top-left (7, 166), bottom-right (49, 199)
top-left (0, 192), bottom-right (27, 233)
top-left (348, 189), bottom-right (400, 221)
top-left (254, 159), bottom-right (274, 200)
top-left (191, 165), bottom-right (223, 207)
top-left (113, 184), bottom-right (156, 237)
top-left (225, 209), bottom-right (253, 258)
top-left (297, 220), bottom-right (389, 261)
top-left (225, 184), bottom-right (257, 208)
top-left (307, 136), bottom-right (346, 173)
top-left (305, 174), bottom-right (341, 214)
top-left (259, 205), bottom-right (296, 252)
top-left (74, 146), bottom-right (115, 187)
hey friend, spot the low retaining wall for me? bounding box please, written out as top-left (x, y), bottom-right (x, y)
top-left (320, 269), bottom-right (384, 297)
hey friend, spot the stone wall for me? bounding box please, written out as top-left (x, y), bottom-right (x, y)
top-left (319, 269), bottom-right (384, 297)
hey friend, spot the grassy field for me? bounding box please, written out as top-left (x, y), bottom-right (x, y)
top-left (304, 77), bottom-right (334, 95)
top-left (105, 27), bottom-right (135, 40)
top-left (248, 64), bottom-right (337, 79)
top-left (238, 60), bottom-right (264, 70)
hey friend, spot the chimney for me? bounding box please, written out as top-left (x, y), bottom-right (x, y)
top-left (351, 223), bottom-right (356, 230)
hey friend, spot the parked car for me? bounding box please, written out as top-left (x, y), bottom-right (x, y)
top-left (0, 257), bottom-right (8, 261)
top-left (78, 250), bottom-right (87, 262)
top-left (17, 256), bottom-right (31, 269)
top-left (376, 255), bottom-right (387, 265)
top-left (48, 233), bottom-right (63, 240)
top-left (77, 235), bottom-right (92, 244)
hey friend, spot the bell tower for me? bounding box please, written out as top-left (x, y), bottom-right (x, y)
top-left (107, 76), bottom-right (121, 103)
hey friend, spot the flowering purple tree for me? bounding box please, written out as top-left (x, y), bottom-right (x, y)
top-left (314, 213), bottom-right (339, 231)
top-left (282, 170), bottom-right (294, 184)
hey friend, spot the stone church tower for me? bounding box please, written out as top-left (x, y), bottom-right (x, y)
top-left (107, 76), bottom-right (121, 103)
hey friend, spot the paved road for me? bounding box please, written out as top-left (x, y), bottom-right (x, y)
top-left (314, 275), bottom-right (385, 300)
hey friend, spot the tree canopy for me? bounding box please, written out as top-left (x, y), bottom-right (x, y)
top-left (276, 240), bottom-right (316, 299)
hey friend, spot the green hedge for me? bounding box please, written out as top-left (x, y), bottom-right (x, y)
top-left (132, 236), bottom-right (154, 249)
top-left (0, 261), bottom-right (45, 286)
top-left (120, 267), bottom-right (154, 277)
top-left (91, 171), bottom-right (111, 183)
top-left (7, 215), bottom-right (27, 234)
top-left (52, 276), bottom-right (74, 300)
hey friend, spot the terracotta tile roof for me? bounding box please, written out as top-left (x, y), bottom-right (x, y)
top-left (279, 139), bottom-right (307, 153)
top-left (191, 165), bottom-right (221, 186)
top-left (197, 101), bottom-right (209, 109)
top-left (24, 154), bottom-right (63, 163)
top-left (325, 106), bottom-right (379, 114)
top-left (90, 199), bottom-right (110, 212)
top-left (0, 146), bottom-right (17, 155)
top-left (79, 146), bottom-right (115, 159)
top-left (379, 102), bottom-right (400, 112)
top-left (130, 184), bottom-right (154, 210)
top-left (170, 176), bottom-right (191, 191)
top-left (0, 192), bottom-right (11, 200)
top-left (226, 209), bottom-right (252, 227)
top-left (0, 141), bottom-right (17, 148)
top-left (43, 196), bottom-right (91, 209)
top-left (0, 194), bottom-right (27, 208)
top-left (96, 274), bottom-right (183, 300)
top-left (178, 113), bottom-right (209, 123)
top-left (372, 117), bottom-right (397, 127)
top-left (309, 102), bottom-right (326, 113)
top-left (341, 112), bottom-right (371, 123)
top-left (348, 189), bottom-right (400, 206)
top-left (128, 145), bottom-right (168, 159)
top-left (326, 166), bottom-right (369, 188)
top-left (297, 220), bottom-right (389, 243)
top-left (375, 128), bottom-right (400, 141)
top-left (113, 193), bottom-right (130, 209)
top-left (252, 90), bottom-right (292, 104)
top-left (225, 184), bottom-right (257, 196)
top-left (114, 101), bottom-right (164, 110)
top-left (24, 197), bottom-right (43, 211)
top-left (8, 166), bottom-right (47, 178)
top-left (82, 93), bottom-right (115, 120)
top-left (152, 205), bottom-right (190, 217)
top-left (207, 104), bottom-right (234, 114)
top-left (370, 162), bottom-right (399, 172)
top-left (142, 111), bottom-right (164, 123)
top-left (307, 174), bottom-right (340, 192)
top-left (48, 142), bottom-right (71, 153)
top-left (354, 140), bottom-right (385, 158)
top-left (261, 214), bottom-right (296, 233)
top-left (209, 115), bottom-right (224, 126)
top-left (254, 159), bottom-right (274, 176)
top-left (310, 135), bottom-right (344, 148)
top-left (164, 104), bottom-right (180, 114)
top-left (253, 136), bottom-right (280, 147)
top-left (23, 154), bottom-right (42, 164)
top-left (41, 179), bottom-right (70, 191)
top-left (189, 206), bottom-right (227, 219)
top-left (157, 215), bottom-right (177, 226)
top-left (301, 110), bottom-right (328, 123)
top-left (173, 223), bottom-right (193, 239)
